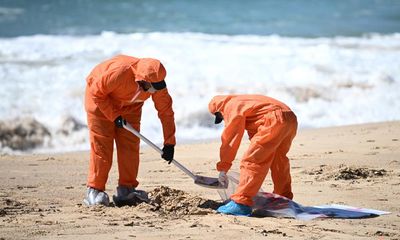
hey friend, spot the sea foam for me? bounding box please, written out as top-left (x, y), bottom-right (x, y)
top-left (0, 32), bottom-right (399, 152)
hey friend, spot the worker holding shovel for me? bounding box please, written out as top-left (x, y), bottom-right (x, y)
top-left (209, 94), bottom-right (298, 216)
top-left (84, 55), bottom-right (175, 206)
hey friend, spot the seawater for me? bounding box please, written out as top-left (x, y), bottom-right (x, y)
top-left (1, 0), bottom-right (400, 37)
top-left (0, 1), bottom-right (399, 152)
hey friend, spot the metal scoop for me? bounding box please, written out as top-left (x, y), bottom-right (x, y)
top-left (123, 122), bottom-right (228, 189)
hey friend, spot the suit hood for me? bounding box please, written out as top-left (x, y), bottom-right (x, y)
top-left (208, 95), bottom-right (235, 114)
top-left (134, 58), bottom-right (166, 83)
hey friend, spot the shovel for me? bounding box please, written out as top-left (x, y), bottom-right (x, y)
top-left (123, 122), bottom-right (228, 189)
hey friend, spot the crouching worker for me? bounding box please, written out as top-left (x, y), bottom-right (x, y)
top-left (84, 55), bottom-right (176, 206)
top-left (208, 95), bottom-right (298, 216)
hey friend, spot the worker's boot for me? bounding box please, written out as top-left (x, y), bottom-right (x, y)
top-left (83, 187), bottom-right (110, 206)
top-left (113, 186), bottom-right (149, 207)
top-left (217, 200), bottom-right (252, 216)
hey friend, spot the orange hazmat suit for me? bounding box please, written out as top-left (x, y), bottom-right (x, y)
top-left (85, 55), bottom-right (175, 191)
top-left (208, 95), bottom-right (297, 206)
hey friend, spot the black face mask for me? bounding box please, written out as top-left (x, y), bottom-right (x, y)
top-left (151, 80), bottom-right (166, 90)
top-left (214, 112), bottom-right (223, 124)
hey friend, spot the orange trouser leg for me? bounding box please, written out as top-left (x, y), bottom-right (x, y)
top-left (231, 110), bottom-right (296, 206)
top-left (270, 112), bottom-right (298, 199)
top-left (86, 113), bottom-right (115, 191)
top-left (231, 143), bottom-right (273, 206)
top-left (270, 154), bottom-right (293, 199)
top-left (115, 113), bottom-right (141, 188)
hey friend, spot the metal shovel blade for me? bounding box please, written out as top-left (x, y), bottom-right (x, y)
top-left (194, 175), bottom-right (228, 189)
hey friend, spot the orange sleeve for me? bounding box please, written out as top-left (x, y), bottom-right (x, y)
top-left (151, 88), bottom-right (176, 145)
top-left (88, 67), bottom-right (130, 121)
top-left (216, 114), bottom-right (246, 172)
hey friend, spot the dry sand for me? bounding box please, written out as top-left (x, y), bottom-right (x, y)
top-left (1, 121), bottom-right (399, 239)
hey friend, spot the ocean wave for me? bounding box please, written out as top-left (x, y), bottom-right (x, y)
top-left (0, 7), bottom-right (24, 20)
top-left (0, 32), bottom-right (399, 153)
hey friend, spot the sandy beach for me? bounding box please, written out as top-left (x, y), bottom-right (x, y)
top-left (1, 1), bottom-right (399, 239)
top-left (0, 121), bottom-right (399, 239)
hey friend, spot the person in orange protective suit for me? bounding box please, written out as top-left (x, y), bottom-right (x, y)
top-left (84, 55), bottom-right (176, 206)
top-left (208, 94), bottom-right (298, 216)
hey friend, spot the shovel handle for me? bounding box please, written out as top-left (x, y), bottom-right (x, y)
top-left (123, 122), bottom-right (196, 180)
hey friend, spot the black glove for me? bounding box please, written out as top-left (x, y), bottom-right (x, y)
top-left (114, 116), bottom-right (126, 128)
top-left (161, 145), bottom-right (174, 164)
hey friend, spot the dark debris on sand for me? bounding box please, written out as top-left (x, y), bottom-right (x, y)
top-left (304, 165), bottom-right (388, 181)
top-left (334, 167), bottom-right (387, 180)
